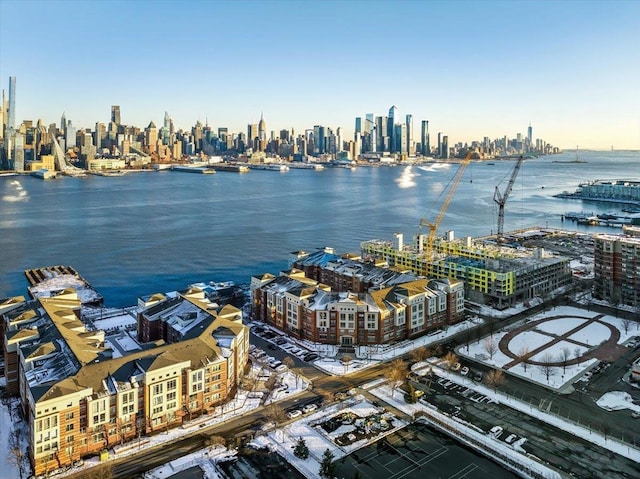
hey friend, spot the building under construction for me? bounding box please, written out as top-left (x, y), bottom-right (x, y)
top-left (361, 229), bottom-right (572, 309)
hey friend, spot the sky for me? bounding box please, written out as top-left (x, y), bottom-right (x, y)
top-left (1, 0), bottom-right (639, 150)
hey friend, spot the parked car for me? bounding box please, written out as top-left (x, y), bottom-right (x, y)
top-left (260, 421), bottom-right (275, 431)
top-left (460, 366), bottom-right (470, 376)
top-left (275, 337), bottom-right (287, 345)
top-left (302, 403), bottom-right (318, 414)
top-left (489, 425), bottom-right (503, 438)
top-left (275, 364), bottom-right (288, 373)
top-left (451, 362), bottom-right (461, 372)
top-left (505, 434), bottom-right (518, 444)
top-left (304, 353), bottom-right (319, 362)
top-left (287, 409), bottom-right (302, 419)
top-left (267, 343), bottom-right (277, 350)
top-left (473, 372), bottom-right (483, 382)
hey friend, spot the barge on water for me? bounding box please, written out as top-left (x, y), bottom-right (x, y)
top-left (172, 165), bottom-right (216, 174)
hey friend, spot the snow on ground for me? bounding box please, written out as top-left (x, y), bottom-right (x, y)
top-left (458, 306), bottom-right (632, 390)
top-left (405, 362), bottom-right (640, 464)
top-left (596, 391), bottom-right (640, 413)
top-left (249, 397), bottom-right (408, 479)
top-left (38, 363), bottom-right (310, 479)
top-left (281, 316), bottom-right (486, 377)
top-left (507, 330), bottom-right (553, 354)
top-left (0, 398), bottom-right (21, 479)
top-left (85, 307), bottom-right (138, 331)
top-left (535, 317), bottom-right (587, 335)
top-left (143, 445), bottom-right (235, 479)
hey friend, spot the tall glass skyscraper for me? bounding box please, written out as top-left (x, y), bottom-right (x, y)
top-left (7, 76), bottom-right (16, 134)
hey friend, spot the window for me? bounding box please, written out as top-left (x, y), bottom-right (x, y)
top-left (153, 383), bottom-right (163, 395)
top-left (65, 412), bottom-right (74, 420)
top-left (167, 379), bottom-right (177, 390)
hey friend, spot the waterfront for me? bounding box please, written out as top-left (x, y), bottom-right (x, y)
top-left (1, 150), bottom-right (638, 307)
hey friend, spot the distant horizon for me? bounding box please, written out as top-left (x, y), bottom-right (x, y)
top-left (1, 0), bottom-right (639, 150)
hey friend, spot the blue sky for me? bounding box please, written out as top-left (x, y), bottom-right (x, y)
top-left (1, 0), bottom-right (638, 150)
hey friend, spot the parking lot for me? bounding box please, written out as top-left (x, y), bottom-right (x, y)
top-left (333, 422), bottom-right (518, 479)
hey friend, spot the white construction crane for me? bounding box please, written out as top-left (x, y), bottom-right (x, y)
top-left (493, 155), bottom-right (524, 239)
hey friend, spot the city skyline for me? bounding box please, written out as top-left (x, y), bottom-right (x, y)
top-left (1, 0), bottom-right (639, 150)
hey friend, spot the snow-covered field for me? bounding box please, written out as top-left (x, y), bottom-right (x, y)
top-left (458, 306), bottom-right (635, 390)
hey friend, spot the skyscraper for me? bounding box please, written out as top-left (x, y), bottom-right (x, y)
top-left (527, 122), bottom-right (533, 145)
top-left (7, 76), bottom-right (16, 134)
top-left (405, 114), bottom-right (413, 155)
top-left (388, 105), bottom-right (397, 151)
top-left (258, 112), bottom-right (267, 141)
top-left (111, 105), bottom-right (121, 126)
top-left (355, 117), bottom-right (362, 134)
top-left (421, 120), bottom-right (430, 156)
top-left (0, 88), bottom-right (5, 140)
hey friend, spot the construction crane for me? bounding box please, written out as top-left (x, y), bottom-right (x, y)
top-left (419, 150), bottom-right (473, 263)
top-left (493, 155), bottom-right (524, 239)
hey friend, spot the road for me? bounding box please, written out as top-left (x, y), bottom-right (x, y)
top-left (65, 306), bottom-right (640, 479)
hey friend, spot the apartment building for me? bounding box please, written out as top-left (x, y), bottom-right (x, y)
top-left (593, 232), bottom-right (640, 308)
top-left (251, 268), bottom-right (464, 347)
top-left (1, 284), bottom-right (248, 476)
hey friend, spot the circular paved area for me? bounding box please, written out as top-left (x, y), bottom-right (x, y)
top-left (498, 313), bottom-right (624, 369)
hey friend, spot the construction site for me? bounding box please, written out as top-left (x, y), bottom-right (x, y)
top-left (360, 154), bottom-right (576, 309)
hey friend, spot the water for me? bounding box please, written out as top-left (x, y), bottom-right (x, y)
top-left (1, 150), bottom-right (638, 307)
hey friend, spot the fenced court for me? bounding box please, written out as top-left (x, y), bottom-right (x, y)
top-left (333, 422), bottom-right (518, 479)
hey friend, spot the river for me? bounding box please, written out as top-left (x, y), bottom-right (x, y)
top-left (1, 150), bottom-right (638, 307)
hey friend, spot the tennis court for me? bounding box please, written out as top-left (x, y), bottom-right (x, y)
top-left (333, 422), bottom-right (518, 479)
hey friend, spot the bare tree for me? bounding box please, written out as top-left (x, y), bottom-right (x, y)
top-left (485, 369), bottom-right (506, 392)
top-left (443, 351), bottom-right (458, 369)
top-left (621, 317), bottom-right (632, 335)
top-left (410, 346), bottom-right (431, 365)
top-left (87, 461), bottom-right (113, 479)
top-left (538, 352), bottom-right (555, 382)
top-left (384, 359), bottom-right (408, 398)
top-left (282, 355), bottom-right (295, 371)
top-left (518, 345), bottom-right (530, 372)
top-left (282, 355), bottom-right (298, 387)
top-left (264, 404), bottom-right (288, 442)
top-left (574, 347), bottom-right (582, 361)
top-left (342, 355), bottom-right (353, 374)
top-left (560, 347), bottom-right (571, 374)
top-left (483, 337), bottom-right (498, 360)
top-left (7, 429), bottom-right (27, 479)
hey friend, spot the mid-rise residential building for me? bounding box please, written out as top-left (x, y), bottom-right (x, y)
top-left (251, 267), bottom-right (464, 348)
top-left (593, 232), bottom-right (640, 308)
top-left (1, 271), bottom-right (248, 476)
